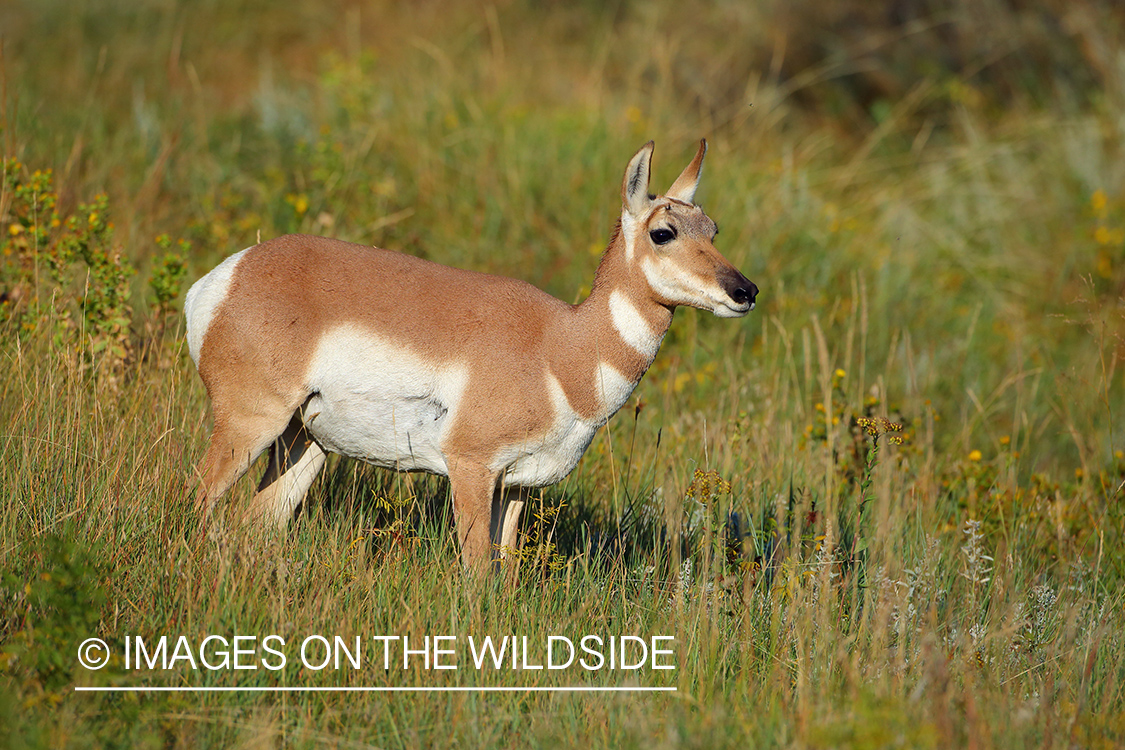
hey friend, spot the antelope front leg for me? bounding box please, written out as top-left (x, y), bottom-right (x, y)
top-left (493, 485), bottom-right (527, 586)
top-left (492, 485), bottom-right (528, 560)
top-left (448, 461), bottom-right (500, 571)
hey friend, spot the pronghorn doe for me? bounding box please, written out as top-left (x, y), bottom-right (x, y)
top-left (185, 140), bottom-right (757, 567)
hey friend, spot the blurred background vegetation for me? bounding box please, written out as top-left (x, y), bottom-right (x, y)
top-left (2, 0), bottom-right (1125, 747)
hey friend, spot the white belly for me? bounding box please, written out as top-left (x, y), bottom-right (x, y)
top-left (299, 327), bottom-right (625, 488)
top-left (302, 327), bottom-right (468, 475)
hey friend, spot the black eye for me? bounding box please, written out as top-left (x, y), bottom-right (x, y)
top-left (650, 228), bottom-right (676, 245)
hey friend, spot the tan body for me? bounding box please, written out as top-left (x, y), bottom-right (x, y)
top-left (185, 140), bottom-right (758, 566)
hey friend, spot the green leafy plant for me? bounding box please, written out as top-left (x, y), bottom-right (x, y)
top-left (1, 534), bottom-right (110, 706)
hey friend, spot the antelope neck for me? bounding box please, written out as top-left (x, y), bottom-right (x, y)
top-left (574, 234), bottom-right (673, 381)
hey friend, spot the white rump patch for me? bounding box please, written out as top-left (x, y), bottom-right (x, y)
top-left (184, 247), bottom-right (251, 363)
top-left (609, 289), bottom-right (663, 359)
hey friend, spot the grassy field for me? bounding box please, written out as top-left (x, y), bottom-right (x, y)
top-left (2, 0), bottom-right (1124, 747)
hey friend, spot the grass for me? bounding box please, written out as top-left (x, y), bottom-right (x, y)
top-left (2, 0), bottom-right (1124, 747)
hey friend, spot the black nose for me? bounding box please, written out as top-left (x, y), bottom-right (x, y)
top-left (718, 268), bottom-right (759, 308)
top-left (730, 279), bottom-right (759, 306)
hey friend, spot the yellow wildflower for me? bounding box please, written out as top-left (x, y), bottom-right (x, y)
top-left (286, 193), bottom-right (309, 215)
top-left (1092, 190), bottom-right (1108, 216)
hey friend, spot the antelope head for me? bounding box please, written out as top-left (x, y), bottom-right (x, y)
top-left (620, 139), bottom-right (758, 318)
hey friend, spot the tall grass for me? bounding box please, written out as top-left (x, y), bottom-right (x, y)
top-left (2, 0), bottom-right (1124, 747)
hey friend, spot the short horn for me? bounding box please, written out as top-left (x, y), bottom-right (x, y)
top-left (666, 139), bottom-right (707, 203)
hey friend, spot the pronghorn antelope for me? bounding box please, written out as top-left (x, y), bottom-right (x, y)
top-left (185, 139), bottom-right (757, 567)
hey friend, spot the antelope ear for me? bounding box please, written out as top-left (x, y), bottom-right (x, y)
top-left (622, 141), bottom-right (655, 217)
top-left (666, 139), bottom-right (707, 204)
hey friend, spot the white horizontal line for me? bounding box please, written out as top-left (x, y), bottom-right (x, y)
top-left (74, 686), bottom-right (676, 693)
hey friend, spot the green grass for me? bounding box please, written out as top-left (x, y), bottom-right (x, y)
top-left (2, 0), bottom-right (1124, 747)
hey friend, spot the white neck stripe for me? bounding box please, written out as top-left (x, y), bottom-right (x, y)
top-left (609, 289), bottom-right (662, 358)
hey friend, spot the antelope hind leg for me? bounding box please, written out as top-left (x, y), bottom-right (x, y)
top-left (195, 409), bottom-right (294, 520)
top-left (246, 414), bottom-right (327, 528)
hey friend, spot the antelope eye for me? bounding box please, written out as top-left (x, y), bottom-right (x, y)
top-left (650, 228), bottom-right (676, 245)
